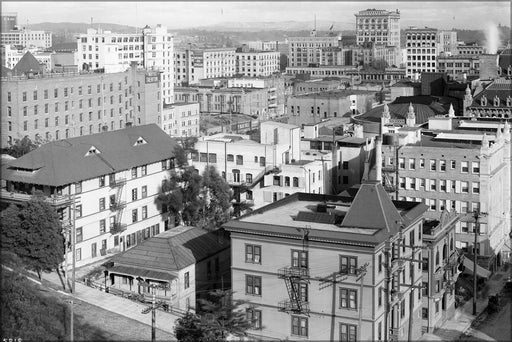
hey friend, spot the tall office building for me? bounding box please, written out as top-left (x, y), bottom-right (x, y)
top-left (287, 30), bottom-right (341, 67)
top-left (355, 9), bottom-right (401, 47)
top-left (405, 27), bottom-right (438, 78)
top-left (1, 12), bottom-right (18, 31)
top-left (75, 25), bottom-right (173, 105)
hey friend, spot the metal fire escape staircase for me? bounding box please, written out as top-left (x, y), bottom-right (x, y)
top-left (110, 175), bottom-right (127, 234)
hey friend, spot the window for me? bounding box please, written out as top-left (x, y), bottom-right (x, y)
top-left (378, 254), bottom-right (383, 273)
top-left (440, 160), bottom-right (446, 171)
top-left (409, 158), bottom-right (416, 170)
top-left (472, 161), bottom-right (480, 174)
top-left (419, 158), bottom-right (425, 168)
top-left (343, 161), bottom-right (349, 169)
top-left (246, 244), bottom-right (261, 264)
top-left (430, 180), bottom-right (436, 191)
top-left (340, 323), bottom-right (357, 342)
top-left (141, 165), bottom-right (147, 176)
top-left (472, 182), bottom-right (479, 194)
top-left (430, 159), bottom-right (436, 171)
top-left (132, 188), bottom-right (138, 201)
top-left (461, 161), bottom-right (469, 173)
top-left (461, 181), bottom-right (469, 193)
top-left (378, 286), bottom-right (383, 306)
top-left (76, 248), bottom-right (82, 261)
top-left (76, 227), bottom-right (83, 242)
top-left (132, 209), bottom-right (138, 222)
top-left (22, 91), bottom-right (27, 101)
top-left (246, 275), bottom-right (261, 295)
top-left (340, 256), bottom-right (357, 275)
top-left (291, 316), bottom-right (308, 337)
top-left (451, 160), bottom-right (456, 169)
top-left (75, 181), bottom-right (82, 194)
top-left (236, 155), bottom-right (243, 165)
top-left (76, 205), bottom-right (82, 218)
top-left (292, 250), bottom-right (308, 268)
top-left (99, 175), bottom-right (105, 187)
top-left (340, 288), bottom-right (357, 309)
top-left (142, 185), bottom-right (147, 198)
top-left (142, 206), bottom-right (147, 219)
top-left (100, 219), bottom-right (106, 234)
top-left (246, 309), bottom-right (262, 329)
top-left (200, 153), bottom-right (207, 162)
top-left (184, 271), bottom-right (190, 289)
top-left (99, 198), bottom-right (105, 211)
top-left (293, 177), bottom-right (299, 187)
top-left (131, 167), bottom-right (138, 178)
top-left (227, 154), bottom-right (234, 162)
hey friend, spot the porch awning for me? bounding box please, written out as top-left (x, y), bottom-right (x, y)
top-left (108, 265), bottom-right (176, 283)
top-left (463, 258), bottom-right (491, 279)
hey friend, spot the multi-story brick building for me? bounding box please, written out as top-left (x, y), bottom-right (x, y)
top-left (75, 25), bottom-right (174, 105)
top-left (235, 47), bottom-right (280, 77)
top-left (287, 30), bottom-right (341, 67)
top-left (437, 55), bottom-right (480, 81)
top-left (1, 28), bottom-right (52, 49)
top-left (355, 9), bottom-right (401, 47)
top-left (405, 27), bottom-right (438, 78)
top-left (191, 48), bottom-right (237, 80)
top-left (174, 86), bottom-right (272, 120)
top-left (223, 182), bottom-right (427, 341)
top-left (287, 89), bottom-right (378, 126)
top-left (377, 119), bottom-right (511, 269)
top-left (0, 124), bottom-right (178, 267)
top-left (1, 64), bottom-right (161, 147)
top-left (161, 102), bottom-right (200, 138)
top-left (463, 78), bottom-right (512, 119)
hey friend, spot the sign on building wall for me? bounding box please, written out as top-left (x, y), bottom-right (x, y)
top-left (145, 71), bottom-right (160, 84)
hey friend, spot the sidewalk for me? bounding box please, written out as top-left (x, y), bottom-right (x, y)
top-left (422, 267), bottom-right (509, 341)
top-left (36, 265), bottom-right (179, 336)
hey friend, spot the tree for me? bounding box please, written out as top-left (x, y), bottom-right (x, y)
top-left (3, 135), bottom-right (38, 157)
top-left (174, 144), bottom-right (188, 168)
top-left (197, 289), bottom-right (254, 340)
top-left (173, 290), bottom-right (254, 342)
top-left (1, 195), bottom-right (65, 278)
top-left (201, 165), bottom-right (232, 230)
top-left (159, 167), bottom-right (205, 226)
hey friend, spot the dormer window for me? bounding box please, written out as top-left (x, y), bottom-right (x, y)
top-left (85, 145), bottom-right (100, 156)
top-left (134, 136), bottom-right (147, 146)
top-left (480, 95), bottom-right (487, 106)
top-left (493, 95), bottom-right (500, 107)
top-left (507, 96), bottom-right (512, 107)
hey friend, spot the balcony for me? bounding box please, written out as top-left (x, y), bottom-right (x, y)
top-left (109, 201), bottom-right (127, 211)
top-left (277, 300), bottom-right (310, 315)
top-left (109, 223), bottom-right (127, 234)
top-left (277, 266), bottom-right (309, 279)
top-left (109, 178), bottom-right (126, 188)
top-left (0, 189), bottom-right (72, 207)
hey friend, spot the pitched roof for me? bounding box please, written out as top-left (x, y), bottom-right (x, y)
top-left (471, 78), bottom-right (512, 108)
top-left (110, 226), bottom-right (229, 273)
top-left (1, 65), bottom-right (12, 77)
top-left (341, 181), bottom-right (403, 234)
top-left (3, 124), bottom-right (178, 186)
top-left (13, 51), bottom-right (43, 75)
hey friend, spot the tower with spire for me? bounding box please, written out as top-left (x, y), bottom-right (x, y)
top-left (463, 85), bottom-right (473, 117)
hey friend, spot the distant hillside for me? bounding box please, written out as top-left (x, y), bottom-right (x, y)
top-left (194, 20), bottom-right (353, 32)
top-left (27, 22), bottom-right (139, 43)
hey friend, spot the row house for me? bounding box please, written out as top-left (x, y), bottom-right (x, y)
top-left (376, 119), bottom-right (511, 271)
top-left (223, 182), bottom-right (428, 341)
top-left (1, 63), bottom-right (161, 147)
top-left (1, 124), bottom-right (177, 267)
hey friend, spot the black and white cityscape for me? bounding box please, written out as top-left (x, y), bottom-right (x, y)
top-left (1, 1), bottom-right (511, 341)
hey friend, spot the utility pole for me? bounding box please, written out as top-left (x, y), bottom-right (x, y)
top-left (472, 210), bottom-right (487, 315)
top-left (141, 282), bottom-right (170, 342)
top-left (394, 143), bottom-right (400, 200)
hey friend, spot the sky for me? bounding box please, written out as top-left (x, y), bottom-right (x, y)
top-left (1, 1), bottom-right (511, 31)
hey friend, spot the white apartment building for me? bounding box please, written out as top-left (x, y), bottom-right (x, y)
top-left (75, 25), bottom-right (174, 105)
top-left (377, 119), bottom-right (511, 269)
top-left (193, 48), bottom-right (236, 80)
top-left (405, 27), bottom-right (438, 78)
top-left (355, 9), bottom-right (401, 47)
top-left (1, 28), bottom-right (52, 49)
top-left (235, 50), bottom-right (280, 77)
top-left (162, 102), bottom-right (200, 138)
top-left (1, 124), bottom-right (178, 267)
top-left (288, 31), bottom-right (341, 67)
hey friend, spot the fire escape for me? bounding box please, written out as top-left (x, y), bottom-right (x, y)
top-left (277, 228), bottom-right (310, 316)
top-left (109, 174), bottom-right (127, 235)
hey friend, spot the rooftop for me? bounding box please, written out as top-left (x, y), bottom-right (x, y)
top-left (3, 124), bottom-right (177, 187)
top-left (109, 226), bottom-right (229, 275)
top-left (224, 182), bottom-right (427, 247)
top-left (294, 89), bottom-right (377, 99)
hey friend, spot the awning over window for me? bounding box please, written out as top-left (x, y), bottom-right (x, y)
top-left (108, 265), bottom-right (176, 282)
top-left (463, 257), bottom-right (491, 279)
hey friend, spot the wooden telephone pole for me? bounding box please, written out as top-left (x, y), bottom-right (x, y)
top-left (141, 282), bottom-right (171, 342)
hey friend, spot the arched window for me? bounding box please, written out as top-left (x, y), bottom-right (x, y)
top-left (442, 244), bottom-right (447, 261)
top-left (450, 237), bottom-right (454, 251)
top-left (435, 249), bottom-right (440, 266)
top-left (494, 95), bottom-right (500, 107)
top-left (481, 95), bottom-right (487, 106)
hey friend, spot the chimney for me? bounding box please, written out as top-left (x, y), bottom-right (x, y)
top-left (375, 135), bottom-right (383, 182)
